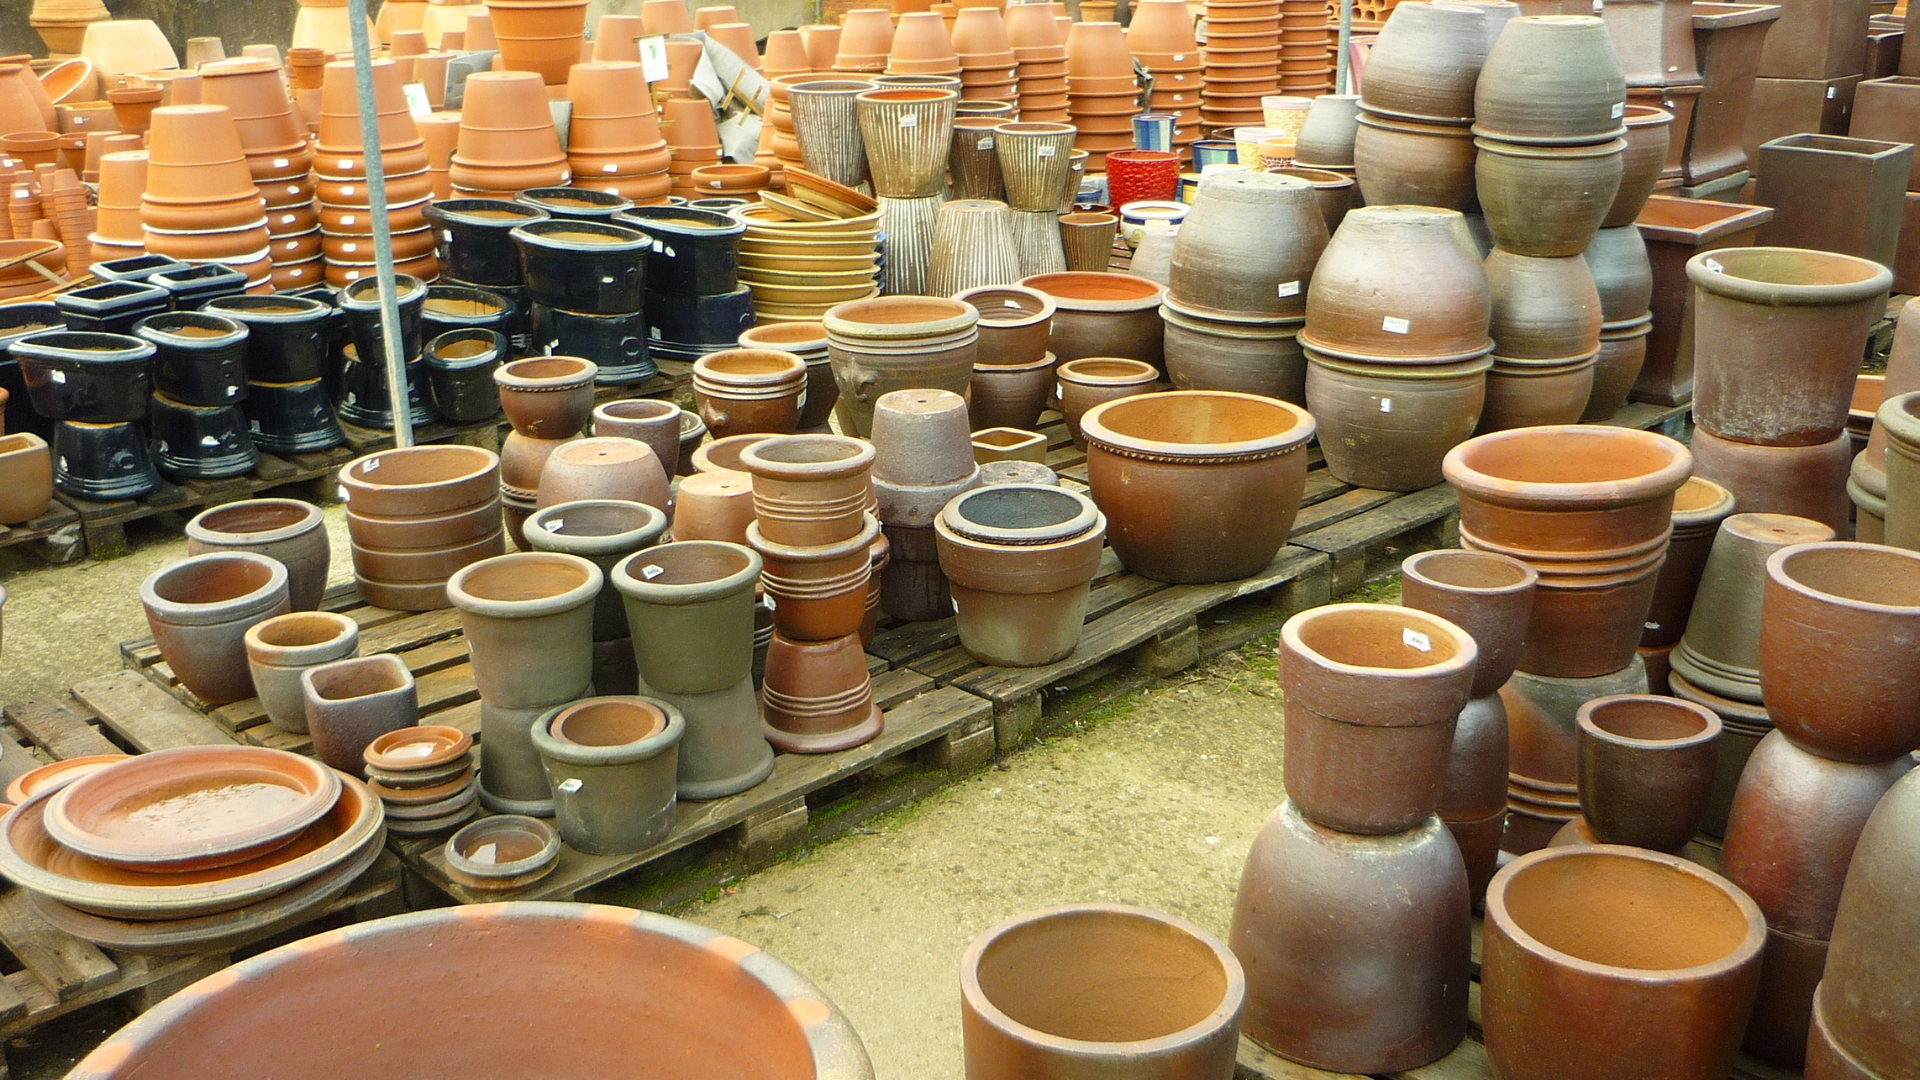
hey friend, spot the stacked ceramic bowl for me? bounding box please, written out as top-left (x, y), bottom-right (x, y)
top-left (200, 57), bottom-right (323, 293)
top-left (565, 60), bottom-right (671, 205)
top-left (1350, 0), bottom-right (1488, 213)
top-left (735, 169), bottom-right (882, 323)
top-left (342, 445), bottom-right (506, 611)
top-left (1278, 0), bottom-right (1332, 95)
top-left (138, 105), bottom-right (271, 289)
top-left (314, 58), bottom-right (439, 287)
top-left (442, 814), bottom-right (561, 891)
top-left (1202, 0), bottom-right (1283, 135)
top-left (0, 746), bottom-right (386, 955)
top-left (1064, 20), bottom-right (1139, 172)
top-left (362, 725), bottom-right (479, 837)
top-left (952, 7), bottom-right (1019, 109)
top-left (1007, 3), bottom-right (1069, 123)
top-left (450, 71), bottom-right (571, 199)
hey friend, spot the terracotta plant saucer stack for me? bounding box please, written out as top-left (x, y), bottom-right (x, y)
top-left (200, 57), bottom-right (322, 293)
top-left (762, 74), bottom-right (818, 186)
top-left (832, 8), bottom-right (894, 74)
top-left (1065, 19), bottom-right (1139, 172)
top-left (1128, 0), bottom-right (1204, 161)
top-left (950, 7), bottom-right (1018, 108)
top-left (566, 61), bottom-right (671, 205)
top-left (1201, 0), bottom-right (1282, 135)
top-left (661, 96), bottom-right (723, 199)
top-left (362, 725), bottom-right (480, 837)
top-left (139, 104), bottom-right (272, 290)
top-left (313, 58), bottom-right (438, 287)
top-left (451, 70), bottom-right (570, 199)
top-left (736, 171), bottom-right (882, 321)
top-left (417, 110), bottom-right (460, 200)
top-left (1006, 3), bottom-right (1068, 122)
top-left (485, 0), bottom-right (588, 89)
top-left (1276, 0), bottom-right (1331, 95)
top-left (0, 745), bottom-right (387, 956)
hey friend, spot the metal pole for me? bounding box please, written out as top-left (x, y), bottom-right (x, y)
top-left (346, 0), bottom-right (416, 449)
top-left (1335, 0), bottom-right (1353, 95)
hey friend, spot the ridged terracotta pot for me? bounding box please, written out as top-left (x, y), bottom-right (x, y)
top-left (1670, 513), bottom-right (1836, 706)
top-left (854, 87), bottom-right (956, 198)
top-left (1575, 694), bottom-right (1720, 853)
top-left (1306, 351), bottom-right (1491, 492)
top-left (738, 434), bottom-right (877, 547)
top-left (935, 485), bottom-right (1106, 667)
top-left (692, 349), bottom-right (809, 439)
top-left (1081, 391), bottom-right (1315, 583)
top-left (961, 904), bottom-right (1245, 1080)
top-left (824, 296), bottom-right (979, 437)
top-left (1484, 845), bottom-right (1767, 1080)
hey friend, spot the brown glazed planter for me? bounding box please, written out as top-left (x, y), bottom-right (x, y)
top-left (1687, 425), bottom-right (1852, 536)
top-left (1583, 316), bottom-right (1654, 421)
top-left (748, 514), bottom-right (882, 643)
top-left (1685, 3), bottom-right (1781, 183)
top-left (1401, 549), bottom-right (1537, 698)
top-left (1305, 351), bottom-right (1492, 493)
top-left (935, 485), bottom-right (1106, 667)
top-left (1300, 206), bottom-right (1491, 363)
top-left (65, 903), bottom-right (873, 1079)
top-left (494, 356), bottom-right (598, 440)
top-left (1019, 272), bottom-right (1168, 369)
top-left (1670, 513), bottom-right (1836, 706)
top-left (692, 349), bottom-right (809, 439)
top-left (1687, 248), bottom-right (1892, 446)
top-left (1484, 845), bottom-right (1767, 1080)
top-left (1473, 15), bottom-right (1629, 145)
top-left (1474, 137), bottom-right (1626, 258)
top-left (1230, 804), bottom-right (1469, 1073)
top-left (1759, 541), bottom-right (1920, 764)
top-left (970, 353), bottom-right (1057, 431)
top-left (1280, 603), bottom-right (1479, 834)
top-left (1166, 171), bottom-right (1327, 321)
top-left (1055, 357), bottom-right (1158, 450)
top-left (1443, 426), bottom-right (1693, 678)
top-left (1640, 476), bottom-right (1737, 647)
top-left (141, 553), bottom-right (293, 705)
top-left (1081, 391), bottom-right (1316, 583)
top-left (759, 630), bottom-right (882, 753)
top-left (961, 904), bottom-right (1243, 1080)
top-left (1575, 694), bottom-right (1720, 853)
top-left (185, 498), bottom-right (331, 612)
top-left (738, 434), bottom-right (877, 548)
top-left (1484, 249), bottom-right (1604, 361)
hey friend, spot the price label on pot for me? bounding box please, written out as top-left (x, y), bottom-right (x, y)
top-left (639, 563), bottom-right (666, 580)
top-left (363, 459), bottom-right (380, 472)
top-left (977, 137), bottom-right (995, 149)
top-left (1038, 145), bottom-right (1056, 157)
top-left (273, 157), bottom-right (290, 169)
top-left (1403, 628), bottom-right (1432, 652)
top-left (1381, 315), bottom-right (1410, 334)
top-left (1703, 257), bottom-right (1724, 274)
top-left (900, 113), bottom-right (919, 128)
top-left (403, 82), bottom-right (432, 117)
top-left (603, 163), bottom-right (619, 173)
top-left (1828, 85), bottom-right (1838, 99)
top-left (547, 518), bottom-right (564, 532)
top-left (1277, 280), bottom-right (1299, 297)
top-left (1379, 397), bottom-right (1392, 413)
top-left (1173, 53), bottom-right (1186, 62)
top-left (1611, 101), bottom-right (1625, 118)
top-left (639, 35), bottom-right (671, 82)
top-left (48, 369), bottom-right (64, 384)
top-left (557, 778), bottom-right (584, 794)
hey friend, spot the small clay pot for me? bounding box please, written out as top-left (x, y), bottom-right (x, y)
top-left (612, 540), bottom-right (763, 695)
top-left (300, 653), bottom-right (420, 775)
top-left (955, 284), bottom-right (1056, 367)
top-left (495, 356), bottom-right (598, 439)
top-left (737, 434), bottom-right (878, 547)
top-left (185, 499), bottom-right (330, 612)
top-left (1020, 272), bottom-right (1167, 370)
top-left (1400, 548), bottom-right (1538, 697)
top-left (1814, 767), bottom-right (1920, 1080)
top-left (1671, 513), bottom-right (1837, 706)
top-left (592, 397), bottom-right (684, 476)
top-left (244, 611), bottom-right (361, 734)
top-left (758, 630), bottom-right (882, 753)
top-left (1575, 694), bottom-right (1720, 853)
top-left (1056, 357), bottom-right (1158, 450)
top-left (531, 696), bottom-right (684, 855)
top-left (141, 552), bottom-right (292, 705)
top-left (935, 484), bottom-right (1106, 667)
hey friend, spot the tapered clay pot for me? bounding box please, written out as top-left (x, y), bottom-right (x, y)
top-left (1689, 424), bottom-right (1853, 536)
top-left (1166, 171), bottom-right (1327, 321)
top-left (523, 500), bottom-right (669, 641)
top-left (1482, 846), bottom-right (1766, 1080)
top-left (141, 552), bottom-right (293, 705)
top-left (958, 284), bottom-right (1056, 367)
top-left (1641, 476), bottom-right (1737, 647)
top-left (1401, 548), bottom-right (1537, 699)
top-left (447, 552), bottom-right (602, 710)
top-left (824, 296), bottom-right (979, 437)
top-left (612, 540), bottom-right (762, 695)
top-left (185, 498), bottom-right (330, 612)
top-left (1300, 205), bottom-right (1491, 363)
top-left (531, 696), bottom-right (683, 856)
top-left (1056, 357), bottom-right (1158, 450)
top-left (1484, 249), bottom-right (1604, 362)
top-left (535, 437), bottom-right (671, 513)
top-left (1575, 694), bottom-right (1720, 853)
top-left (244, 611), bottom-right (361, 734)
top-left (1305, 351), bottom-right (1491, 492)
top-left (870, 388), bottom-right (982, 529)
top-left (1357, 0), bottom-right (1491, 122)
top-left (759, 630), bottom-right (881, 753)
top-left (592, 397), bottom-right (684, 476)
top-left (301, 653), bottom-right (419, 775)
top-left (935, 485), bottom-right (1106, 667)
top-left (1670, 513), bottom-right (1835, 706)
top-left (1019, 272), bottom-right (1168, 369)
top-left (1081, 391), bottom-right (1315, 583)
top-left (1474, 137), bottom-right (1626, 258)
top-left (961, 905), bottom-right (1245, 1080)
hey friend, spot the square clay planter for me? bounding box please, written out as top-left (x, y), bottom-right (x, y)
top-left (1756, 0), bottom-right (1871, 78)
top-left (1685, 2), bottom-right (1785, 183)
top-left (1632, 194), bottom-right (1775, 406)
top-left (1605, 0), bottom-right (1704, 86)
top-left (1755, 132), bottom-right (1912, 269)
top-left (1866, 28), bottom-right (1904, 78)
top-left (1742, 75), bottom-right (1863, 166)
top-left (1848, 76), bottom-right (1920, 188)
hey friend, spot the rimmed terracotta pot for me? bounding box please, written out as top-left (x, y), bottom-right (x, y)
top-left (1401, 548), bottom-right (1537, 699)
top-left (244, 611), bottom-right (361, 734)
top-left (1575, 694), bottom-right (1720, 853)
top-left (748, 513), bottom-right (883, 643)
top-left (494, 355), bottom-right (599, 439)
top-left (692, 349), bottom-right (809, 439)
top-left (185, 498), bottom-right (330, 612)
top-left (1641, 476), bottom-right (1737, 647)
top-left (1758, 541), bottom-right (1920, 763)
top-left (738, 434), bottom-right (877, 548)
top-left (612, 540), bottom-right (763, 695)
top-left (961, 904), bottom-right (1245, 1080)
top-left (1019, 272), bottom-right (1168, 369)
top-left (935, 484), bottom-right (1106, 668)
top-left (1483, 845), bottom-right (1767, 1080)
top-left (531, 695), bottom-right (684, 855)
top-left (523, 499), bottom-right (670, 641)
top-left (1081, 391), bottom-right (1315, 583)
top-left (956, 283), bottom-right (1056, 367)
top-left (141, 552), bottom-right (293, 705)
top-left (1056, 357), bottom-right (1157, 450)
top-left (1280, 602), bottom-right (1478, 834)
top-left (759, 630), bottom-right (881, 753)
top-left (824, 295), bottom-right (978, 436)
top-left (1166, 171), bottom-right (1327, 321)
top-left (63, 903), bottom-right (875, 1079)
top-left (447, 551), bottom-right (602, 710)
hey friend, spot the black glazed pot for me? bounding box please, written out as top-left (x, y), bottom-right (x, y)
top-left (53, 420), bottom-right (158, 499)
top-left (136, 311), bottom-right (250, 407)
top-left (615, 206), bottom-right (745, 297)
top-left (10, 331), bottom-right (156, 423)
top-left (688, 197), bottom-right (750, 212)
top-left (424, 199), bottom-right (550, 286)
top-left (203, 294), bottom-right (334, 383)
top-left (149, 264), bottom-right (250, 312)
top-left (511, 219), bottom-right (650, 314)
top-left (516, 187), bottom-right (633, 221)
top-left (421, 284), bottom-right (512, 345)
top-left (424, 328), bottom-right (506, 423)
top-left (242, 378), bottom-right (345, 453)
top-left (89, 253), bottom-right (184, 283)
top-left (340, 274), bottom-right (428, 368)
top-left (646, 285), bottom-right (754, 360)
top-left (335, 345), bottom-right (438, 430)
top-left (0, 303), bottom-right (63, 439)
top-left (149, 394), bottom-right (259, 479)
top-left (54, 281), bottom-right (168, 335)
top-left (529, 305), bottom-right (654, 384)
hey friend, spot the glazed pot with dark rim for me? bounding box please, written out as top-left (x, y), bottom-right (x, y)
top-left (423, 198), bottom-right (551, 286)
top-left (824, 296), bottom-right (979, 437)
top-left (447, 552), bottom-right (603, 710)
top-left (335, 348), bottom-right (438, 431)
top-left (1056, 357), bottom-right (1158, 450)
top-left (1019, 273), bottom-right (1168, 370)
top-left (1443, 426), bottom-right (1693, 679)
top-left (149, 265), bottom-right (250, 314)
top-left (495, 356), bottom-right (598, 439)
top-left (1759, 541), bottom-right (1920, 763)
top-left (1671, 513), bottom-right (1836, 706)
top-left (141, 552), bottom-right (292, 705)
top-left (1473, 16), bottom-right (1629, 146)
top-left (531, 696), bottom-right (684, 855)
top-left (523, 499), bottom-right (670, 641)
top-left (1081, 391), bottom-right (1316, 583)
top-left (1482, 845), bottom-right (1766, 1080)
top-left (612, 540), bottom-right (762, 694)
top-left (692, 349), bottom-right (809, 439)
top-left (1641, 476), bottom-right (1737, 647)
top-left (135, 311), bottom-right (250, 408)
top-left (1160, 298), bottom-right (1308, 403)
top-left (1306, 350), bottom-right (1491, 492)
top-left (1281, 603), bottom-right (1479, 834)
top-left (1167, 171), bottom-right (1328, 321)
top-left (960, 904), bottom-right (1245, 1080)
top-left (201, 295), bottom-right (332, 384)
top-left (1575, 694), bottom-right (1721, 853)
top-left (11, 331), bottom-right (155, 423)
top-left (648, 287), bottom-right (757, 362)
top-left (149, 395), bottom-right (259, 481)
top-left (186, 498), bottom-right (330, 611)
top-left (52, 421), bottom-right (157, 500)
top-left (1300, 206), bottom-right (1491, 363)
top-left (935, 485), bottom-right (1107, 668)
top-left (516, 186), bottom-right (633, 221)
top-left (423, 329), bottom-right (506, 424)
top-left (615, 206), bottom-right (748, 296)
top-left (61, 903), bottom-right (875, 1079)
top-left (512, 219), bottom-right (650, 315)
top-left (1688, 248), bottom-right (1894, 447)
top-left (1230, 803), bottom-right (1469, 1072)
top-left (955, 284), bottom-right (1056, 367)
top-left (339, 275), bottom-right (428, 372)
top-left (1473, 137), bottom-right (1626, 258)
top-left (243, 611), bottom-right (361, 733)
top-left (53, 281), bottom-right (169, 335)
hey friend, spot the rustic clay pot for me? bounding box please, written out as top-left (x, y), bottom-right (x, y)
top-left (957, 284), bottom-right (1056, 367)
top-left (1019, 272), bottom-right (1167, 369)
top-left (692, 349), bottom-right (809, 440)
top-left (1477, 352), bottom-right (1599, 433)
top-left (1350, 111), bottom-right (1478, 211)
top-left (1306, 351), bottom-right (1490, 492)
top-left (935, 484), bottom-right (1106, 667)
top-left (961, 905), bottom-right (1245, 1080)
top-left (1438, 688), bottom-right (1510, 906)
top-left (1473, 16), bottom-right (1629, 145)
top-left (738, 323), bottom-right (840, 432)
top-left (1300, 205), bottom-right (1490, 363)
top-left (495, 355), bottom-right (599, 440)
top-left (1605, 105), bottom-right (1672, 227)
top-left (1812, 767), bottom-right (1920, 1080)
top-left (533, 437), bottom-right (671, 514)
top-left (1641, 477), bottom-right (1737, 648)
top-left (592, 397), bottom-right (684, 476)
top-left (1474, 137), bottom-right (1626, 258)
top-left (244, 611), bottom-right (361, 734)
top-left (1056, 357), bottom-right (1158, 450)
top-left (1281, 603), bottom-right (1478, 834)
top-left (1689, 425), bottom-right (1853, 536)
top-left (523, 500), bottom-right (670, 641)
top-left (1671, 514), bottom-right (1836, 706)
top-left (824, 296), bottom-right (979, 437)
top-left (1357, 0), bottom-right (1490, 122)
top-left (759, 630), bottom-right (880, 753)
top-left (1230, 804), bottom-right (1469, 1073)
top-left (141, 552), bottom-right (293, 705)
top-left (855, 87), bottom-right (957, 198)
top-left (1584, 225), bottom-right (1655, 324)
top-left (612, 540), bottom-right (762, 695)
top-left (185, 499), bottom-right (330, 612)
top-left (1081, 391), bottom-right (1315, 583)
top-left (738, 434), bottom-right (878, 547)
top-left (1483, 846), bottom-right (1766, 1080)
top-left (1759, 541), bottom-right (1920, 764)
top-left (1584, 316), bottom-right (1654, 421)
top-left (531, 696), bottom-right (684, 855)
top-left (447, 552), bottom-right (602, 710)
top-left (1484, 249), bottom-right (1603, 361)
top-left (300, 653), bottom-right (419, 775)
top-left (1401, 548), bottom-right (1538, 699)
top-left (1166, 171), bottom-right (1327, 321)
top-left (1295, 93), bottom-right (1360, 167)
top-left (748, 514), bottom-right (882, 643)
top-left (670, 470), bottom-right (755, 546)
top-left (870, 388), bottom-right (981, 527)
top-left (1575, 694), bottom-right (1720, 853)
top-left (970, 353), bottom-right (1057, 431)
top-left (1159, 299), bottom-right (1307, 403)
top-left (0, 433), bottom-right (51, 526)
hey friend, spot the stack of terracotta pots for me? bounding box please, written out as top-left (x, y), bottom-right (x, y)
top-left (1164, 171), bottom-right (1325, 403)
top-left (199, 57), bottom-right (321, 292)
top-left (761, 29), bottom-right (810, 78)
top-left (31, 0), bottom-right (109, 57)
top-left (1064, 20), bottom-right (1137, 172)
top-left (869, 389), bottom-right (980, 624)
top-left (855, 85), bottom-right (955, 295)
top-left (1201, 0), bottom-right (1282, 135)
top-left (738, 434), bottom-right (885, 753)
top-left (418, 111), bottom-right (460, 201)
top-left (89, 149), bottom-right (147, 265)
top-left (452, 70), bottom-right (570, 199)
top-left (662, 97), bottom-right (723, 199)
top-left (342, 444), bottom-right (505, 612)
top-left (824, 295), bottom-right (978, 436)
top-left (1688, 246), bottom-right (1890, 537)
top-left (1006, 3), bottom-right (1068, 123)
top-left (1714, 541), bottom-right (1920, 1067)
top-left (1349, 0), bottom-right (1488, 213)
top-left (1301, 205), bottom-right (1492, 492)
top-left (691, 349), bottom-right (809, 438)
top-left (887, 12), bottom-right (961, 79)
top-left (363, 725), bottom-right (480, 837)
top-left (139, 104), bottom-right (270, 290)
top-left (1231, 602), bottom-right (1475, 1073)
top-left (950, 7), bottom-right (1018, 108)
top-left (314, 59), bottom-right (438, 287)
top-left (961, 282), bottom-right (1056, 433)
top-left (994, 121), bottom-right (1076, 276)
top-left (1856, 299), bottom-right (1920, 542)
top-left (566, 61), bottom-right (671, 205)
top-left (485, 0), bottom-right (587, 89)
top-left (763, 75), bottom-right (813, 183)
top-left (832, 9), bottom-right (893, 74)
top-left (496, 355), bottom-right (598, 547)
top-left (1442, 424), bottom-right (1693, 855)
top-left (1127, 0), bottom-right (1202, 161)
top-left (1277, 0), bottom-right (1331, 95)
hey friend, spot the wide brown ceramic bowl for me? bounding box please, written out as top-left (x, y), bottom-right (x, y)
top-left (340, 445), bottom-right (501, 518)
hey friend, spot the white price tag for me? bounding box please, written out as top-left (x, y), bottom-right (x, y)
top-left (639, 35), bottom-right (671, 83)
top-left (49, 369), bottom-right (64, 384)
top-left (1277, 280), bottom-right (1299, 297)
top-left (900, 113), bottom-right (919, 128)
top-left (1403, 628), bottom-right (1431, 652)
top-left (273, 157), bottom-right (290, 169)
top-left (403, 82), bottom-right (432, 117)
top-left (1610, 101), bottom-right (1625, 118)
top-left (1703, 257), bottom-right (1724, 274)
top-left (640, 563), bottom-right (666, 580)
top-left (1381, 315), bottom-right (1410, 334)
top-left (1173, 53), bottom-right (1185, 61)
top-left (1379, 397), bottom-right (1392, 413)
top-left (1827, 86), bottom-right (1838, 99)
top-left (1038, 144), bottom-right (1055, 157)
top-left (557, 778), bottom-right (584, 794)
top-left (977, 136), bottom-right (994, 149)
top-left (548, 518), bottom-right (564, 532)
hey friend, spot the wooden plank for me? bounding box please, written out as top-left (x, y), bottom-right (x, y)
top-left (0, 966), bottom-right (28, 1024)
top-left (1289, 485), bottom-right (1400, 537)
top-left (3, 698), bottom-right (121, 760)
top-left (71, 672), bottom-right (238, 752)
top-left (1391, 1037), bottom-right (1494, 1080)
top-left (1235, 1037), bottom-right (1368, 1080)
top-left (0, 889), bottom-right (118, 1000)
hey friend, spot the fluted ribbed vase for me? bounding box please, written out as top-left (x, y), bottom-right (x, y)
top-left (788, 78), bottom-right (876, 191)
top-left (878, 194), bottom-right (942, 296)
top-left (928, 199), bottom-right (1022, 297)
top-left (994, 121), bottom-right (1077, 211)
top-left (855, 86), bottom-right (957, 198)
top-left (1008, 208), bottom-right (1067, 278)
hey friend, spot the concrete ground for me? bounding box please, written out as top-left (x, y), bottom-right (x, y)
top-left (0, 510), bottom-right (1385, 1080)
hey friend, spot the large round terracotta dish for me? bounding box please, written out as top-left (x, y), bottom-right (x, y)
top-left (43, 747), bottom-right (342, 873)
top-left (66, 902), bottom-right (875, 1080)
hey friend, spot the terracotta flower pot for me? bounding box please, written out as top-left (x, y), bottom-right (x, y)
top-left (759, 629), bottom-right (881, 752)
top-left (1295, 93), bottom-right (1360, 167)
top-left (1300, 205), bottom-right (1491, 363)
top-left (141, 552), bottom-right (293, 705)
top-left (869, 387), bottom-right (981, 524)
top-left (1605, 105), bottom-right (1672, 227)
top-left (824, 295), bottom-right (978, 436)
top-left (592, 397), bottom-right (683, 474)
top-left (957, 284), bottom-right (1056, 367)
top-left (1484, 250), bottom-right (1604, 364)
top-left (1812, 767), bottom-right (1920, 1080)
top-left (1670, 513), bottom-right (1836, 706)
top-left (1477, 352), bottom-right (1600, 433)
top-left (1401, 548), bottom-right (1538, 699)
top-left (1575, 694), bottom-right (1720, 853)
top-left (1081, 391), bottom-right (1315, 583)
top-left (1020, 271), bottom-right (1168, 369)
top-left (1160, 299), bottom-right (1307, 403)
top-left (1640, 476), bottom-right (1737, 648)
top-left (243, 611), bottom-right (361, 734)
top-left (300, 653), bottom-right (419, 774)
top-left (935, 484), bottom-right (1106, 666)
top-left (1473, 15), bottom-right (1628, 145)
top-left (692, 349), bottom-right (809, 439)
top-left (1483, 846), bottom-right (1766, 1080)
top-left (1357, 0), bottom-right (1490, 122)
top-left (448, 551), bottom-right (602, 709)
top-left (495, 355), bottom-right (597, 439)
top-left (0, 433), bottom-right (52, 526)
top-left (184, 498), bottom-right (330, 613)
top-left (748, 513), bottom-right (882, 643)
top-left (1351, 111), bottom-right (1477, 212)
top-left (1167, 171), bottom-right (1326, 321)
top-left (738, 433), bottom-right (878, 547)
top-left (531, 696), bottom-right (683, 855)
top-left (1305, 350), bottom-right (1491, 492)
top-left (1474, 136), bottom-right (1626, 258)
top-left (1055, 357), bottom-right (1157, 450)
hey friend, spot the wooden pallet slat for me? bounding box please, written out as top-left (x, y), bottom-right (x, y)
top-left (0, 889), bottom-right (117, 1002)
top-left (71, 672), bottom-right (238, 752)
top-left (3, 697), bottom-right (122, 760)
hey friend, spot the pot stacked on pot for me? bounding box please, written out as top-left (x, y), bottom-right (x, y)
top-left (10, 329), bottom-right (160, 499)
top-left (1127, 0), bottom-right (1203, 161)
top-left (1006, 3), bottom-right (1068, 123)
top-left (138, 104), bottom-right (271, 289)
top-left (424, 198), bottom-right (547, 356)
top-left (565, 60), bottom-right (672, 206)
top-left (1292, 92), bottom-right (1358, 190)
top-left (951, 7), bottom-right (1019, 109)
top-left (511, 218), bottom-right (655, 385)
top-left (737, 322), bottom-right (842, 434)
top-left (617, 206), bottom-right (753, 361)
top-left (1636, 474), bottom-right (1736, 692)
top-left (960, 283), bottom-right (1057, 436)
top-left (1229, 603), bottom-right (1477, 1073)
top-left (199, 57), bottom-right (323, 293)
top-left (450, 70), bottom-right (571, 199)
top-left (662, 97), bottom-right (723, 200)
top-left (1064, 21), bottom-right (1137, 172)
top-left (994, 122), bottom-right (1077, 277)
top-left (1580, 189), bottom-right (1661, 423)
top-left (335, 274), bottom-right (440, 432)
top-left (134, 310), bottom-right (260, 481)
top-left (1200, 0), bottom-right (1283, 136)
top-left (494, 355), bottom-right (597, 547)
top-left (1349, 1), bottom-right (1488, 213)
top-left (363, 725), bottom-right (480, 837)
top-left (529, 694), bottom-right (686, 854)
top-left (824, 295), bottom-right (979, 437)
top-left (341, 444), bottom-right (505, 611)
top-left (855, 86), bottom-right (956, 295)
top-left (936, 480), bottom-right (1106, 667)
top-left (89, 149), bottom-right (148, 267)
top-left (313, 58), bottom-right (440, 288)
top-left (869, 388), bottom-right (981, 625)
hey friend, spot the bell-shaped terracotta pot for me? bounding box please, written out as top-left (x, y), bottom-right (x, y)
top-left (671, 469), bottom-right (756, 545)
top-left (534, 437), bottom-right (671, 513)
top-left (1670, 513), bottom-right (1836, 706)
top-left (1575, 694), bottom-right (1720, 853)
top-left (759, 630), bottom-right (881, 753)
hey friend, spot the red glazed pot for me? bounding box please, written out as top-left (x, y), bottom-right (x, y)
top-left (1104, 149), bottom-right (1182, 208)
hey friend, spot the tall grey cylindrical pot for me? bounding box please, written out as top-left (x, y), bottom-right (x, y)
top-left (638, 675), bottom-right (776, 800)
top-left (523, 500), bottom-right (670, 641)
